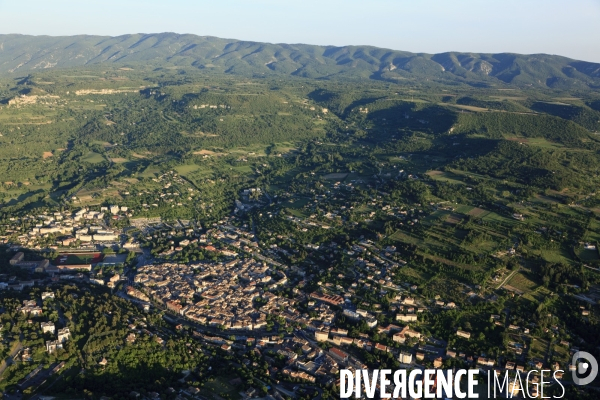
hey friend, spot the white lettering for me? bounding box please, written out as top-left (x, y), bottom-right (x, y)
top-left (526, 370), bottom-right (538, 398)
top-left (553, 370), bottom-right (565, 399)
top-left (493, 370), bottom-right (510, 398)
top-left (437, 370), bottom-right (453, 398)
top-left (380, 369), bottom-right (391, 398)
top-left (455, 370), bottom-right (466, 399)
top-left (340, 368), bottom-right (487, 399)
top-left (423, 369), bottom-right (435, 398)
top-left (393, 370), bottom-right (407, 399)
top-left (541, 370), bottom-right (551, 398)
top-left (512, 372), bottom-right (525, 398)
top-left (363, 369), bottom-right (378, 398)
top-left (408, 369), bottom-right (423, 399)
top-left (340, 370), bottom-right (353, 398)
top-left (468, 369), bottom-right (479, 398)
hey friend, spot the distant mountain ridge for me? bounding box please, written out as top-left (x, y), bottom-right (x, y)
top-left (1, 33), bottom-right (600, 89)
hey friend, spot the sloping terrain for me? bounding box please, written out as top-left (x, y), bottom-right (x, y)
top-left (1, 33), bottom-right (600, 89)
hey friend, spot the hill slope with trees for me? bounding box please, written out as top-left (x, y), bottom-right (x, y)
top-left (1, 33), bottom-right (600, 89)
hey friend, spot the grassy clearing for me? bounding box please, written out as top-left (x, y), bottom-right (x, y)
top-left (81, 152), bottom-right (105, 163)
top-left (287, 198), bottom-right (310, 208)
top-left (489, 96), bottom-right (527, 101)
top-left (138, 166), bottom-right (162, 178)
top-left (202, 376), bottom-right (241, 400)
top-left (537, 249), bottom-right (574, 265)
top-left (442, 103), bottom-right (489, 112)
top-left (181, 130), bottom-right (219, 137)
top-left (522, 286), bottom-right (553, 303)
top-left (287, 208), bottom-right (308, 219)
top-left (231, 165), bottom-right (253, 173)
top-left (455, 205), bottom-right (474, 214)
top-left (131, 152), bottom-right (149, 159)
top-left (0, 111), bottom-right (57, 122)
top-left (447, 168), bottom-right (490, 181)
top-left (467, 207), bottom-right (489, 217)
top-left (426, 170), bottom-right (465, 185)
top-left (481, 212), bottom-right (516, 226)
top-left (462, 240), bottom-right (497, 253)
top-left (584, 220), bottom-right (600, 242)
top-left (397, 98), bottom-right (429, 103)
top-left (529, 338), bottom-right (549, 360)
top-left (76, 186), bottom-right (122, 205)
top-left (67, 103), bottom-right (107, 111)
top-left (323, 173), bottom-right (349, 180)
top-left (192, 149), bottom-right (226, 157)
top-left (421, 253), bottom-right (481, 271)
top-left (422, 210), bottom-right (450, 223)
top-left (578, 249), bottom-right (599, 261)
top-left (426, 170), bottom-right (444, 177)
top-left (389, 156), bottom-right (410, 164)
top-left (90, 140), bottom-right (113, 147)
top-left (532, 194), bottom-right (561, 204)
top-left (396, 267), bottom-right (431, 282)
top-left (389, 230), bottom-right (422, 245)
top-left (445, 213), bottom-right (463, 224)
top-left (553, 344), bottom-right (570, 362)
top-left (174, 164), bottom-right (202, 175)
top-left (503, 135), bottom-right (564, 149)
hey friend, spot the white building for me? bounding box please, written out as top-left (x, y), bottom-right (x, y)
top-left (57, 328), bottom-right (71, 343)
top-left (41, 292), bottom-right (55, 300)
top-left (41, 322), bottom-right (55, 334)
top-left (399, 352), bottom-right (413, 364)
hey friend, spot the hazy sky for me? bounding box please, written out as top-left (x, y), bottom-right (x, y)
top-left (1, 0), bottom-right (599, 62)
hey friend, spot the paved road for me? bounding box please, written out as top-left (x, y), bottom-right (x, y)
top-left (28, 365), bottom-right (66, 400)
top-left (275, 385), bottom-right (296, 398)
top-left (0, 341), bottom-right (23, 377)
top-left (582, 264), bottom-right (600, 272)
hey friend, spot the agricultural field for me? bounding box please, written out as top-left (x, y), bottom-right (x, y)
top-left (505, 271), bottom-right (539, 295)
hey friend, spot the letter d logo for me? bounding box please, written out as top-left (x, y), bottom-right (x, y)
top-left (572, 351), bottom-right (598, 386)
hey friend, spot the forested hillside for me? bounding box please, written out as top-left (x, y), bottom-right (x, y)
top-left (1, 33), bottom-right (600, 89)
